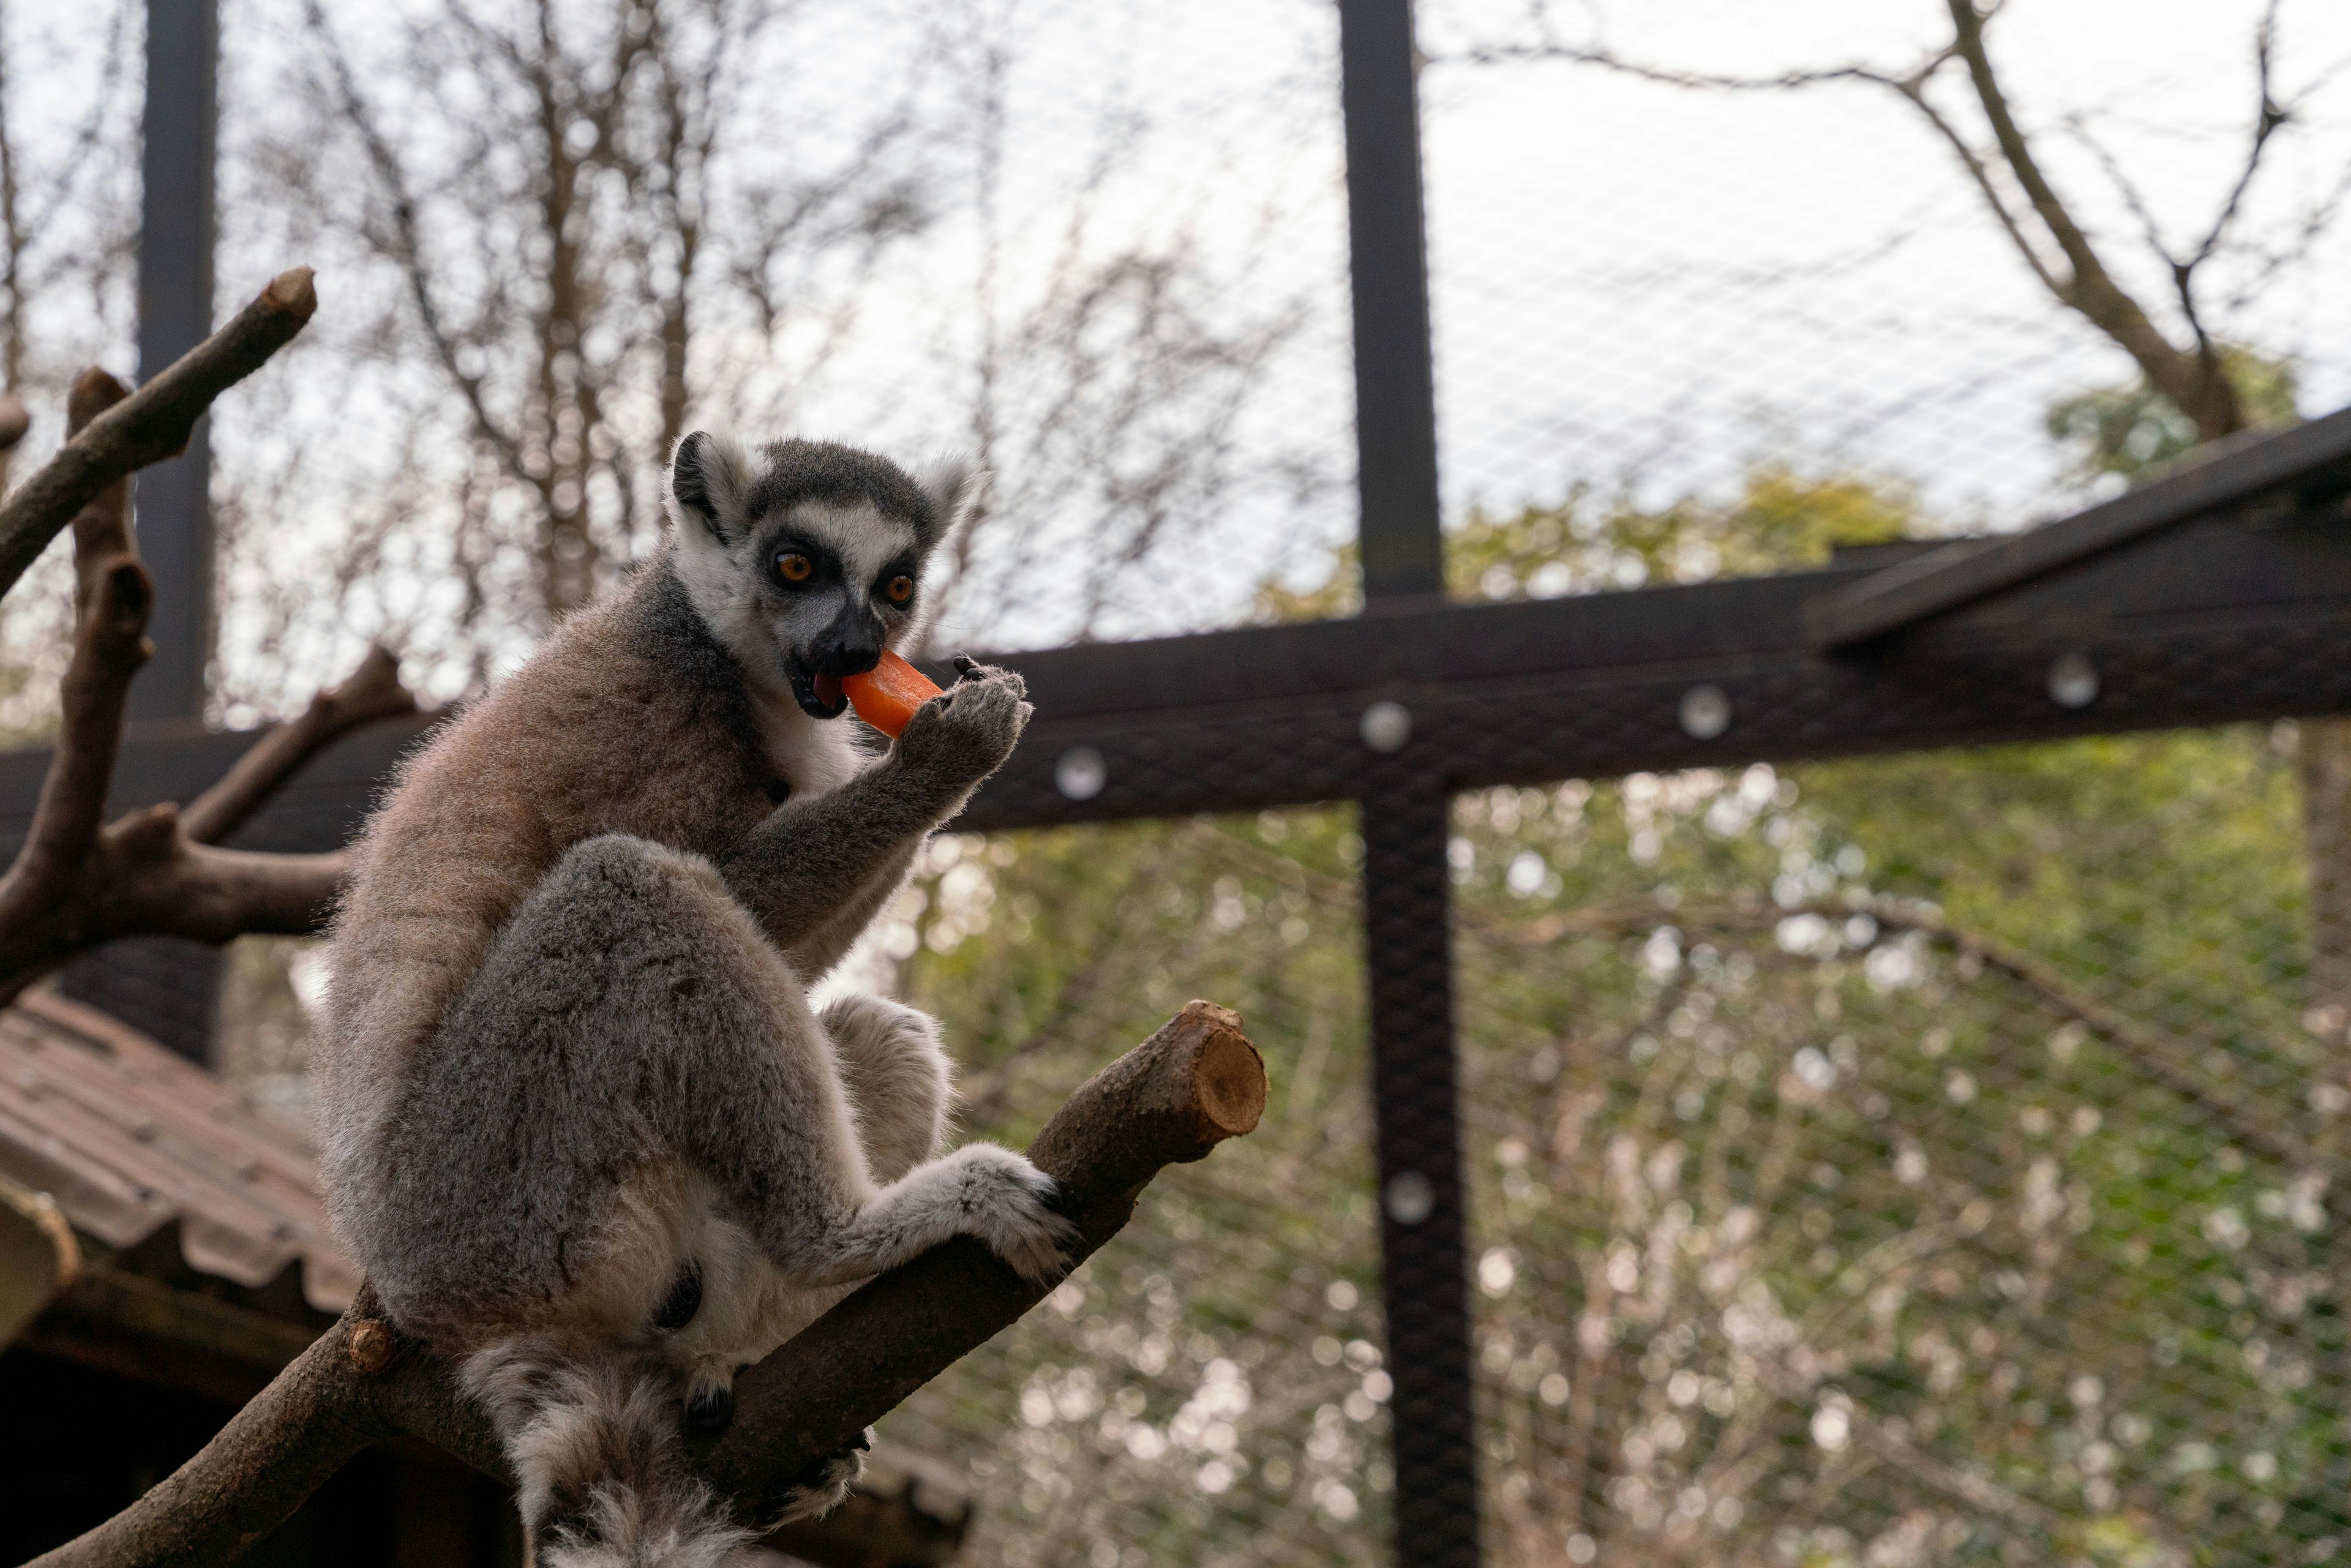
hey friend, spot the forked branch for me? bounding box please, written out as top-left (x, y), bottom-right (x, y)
top-left (28, 1002), bottom-right (1269, 1568)
top-left (0, 279), bottom-right (417, 1003)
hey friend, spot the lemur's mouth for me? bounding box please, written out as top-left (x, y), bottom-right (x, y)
top-left (786, 661), bottom-right (851, 721)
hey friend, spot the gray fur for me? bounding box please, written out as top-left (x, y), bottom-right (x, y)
top-left (320, 433), bottom-right (1058, 1567)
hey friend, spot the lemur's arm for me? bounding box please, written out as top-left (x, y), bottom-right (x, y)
top-left (719, 667), bottom-right (1029, 956)
top-left (784, 841), bottom-right (921, 979)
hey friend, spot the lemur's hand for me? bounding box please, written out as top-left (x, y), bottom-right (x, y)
top-left (894, 661), bottom-right (1030, 792)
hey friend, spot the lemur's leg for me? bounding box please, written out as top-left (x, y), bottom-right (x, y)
top-left (820, 992), bottom-right (953, 1184)
top-left (369, 832), bottom-right (1072, 1360)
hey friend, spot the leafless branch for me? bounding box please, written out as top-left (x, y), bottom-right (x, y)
top-left (1445, 0), bottom-right (2296, 441)
top-left (0, 268), bottom-right (318, 601)
top-left (178, 647), bottom-right (418, 845)
top-left (0, 283), bottom-right (416, 1003)
top-left (28, 1002), bottom-right (1267, 1568)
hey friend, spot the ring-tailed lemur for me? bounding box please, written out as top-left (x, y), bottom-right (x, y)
top-left (315, 433), bottom-right (1075, 1566)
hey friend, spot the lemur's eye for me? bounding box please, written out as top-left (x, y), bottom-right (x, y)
top-left (774, 553), bottom-right (814, 584)
top-left (883, 575), bottom-right (915, 605)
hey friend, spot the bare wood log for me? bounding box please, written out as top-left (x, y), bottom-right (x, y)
top-left (26, 1002), bottom-right (1266, 1568)
top-left (701, 1000), bottom-right (1265, 1501)
top-left (0, 268), bottom-right (317, 602)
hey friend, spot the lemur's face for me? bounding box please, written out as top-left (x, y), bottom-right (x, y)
top-left (666, 433), bottom-right (981, 720)
top-left (744, 500), bottom-right (921, 718)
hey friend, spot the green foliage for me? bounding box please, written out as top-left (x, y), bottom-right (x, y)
top-left (884, 441), bottom-right (2342, 1565)
top-left (1257, 466), bottom-right (1921, 623)
top-left (2047, 347), bottom-right (2301, 483)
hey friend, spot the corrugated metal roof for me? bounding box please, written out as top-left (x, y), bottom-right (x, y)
top-left (0, 989), bottom-right (356, 1313)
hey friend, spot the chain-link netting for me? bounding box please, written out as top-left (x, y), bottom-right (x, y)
top-left (869, 814), bottom-right (1390, 1567)
top-left (1452, 729), bottom-right (2346, 1566)
top-left (31, 0), bottom-right (2351, 1563)
top-left (1413, 1), bottom-right (2351, 545)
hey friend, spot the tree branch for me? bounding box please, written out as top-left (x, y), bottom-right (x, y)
top-left (0, 286), bottom-right (412, 1002)
top-left (0, 268), bottom-right (317, 602)
top-left (1448, 1), bottom-right (2274, 441)
top-left (179, 645), bottom-right (416, 845)
top-left (26, 1001), bottom-right (1268, 1568)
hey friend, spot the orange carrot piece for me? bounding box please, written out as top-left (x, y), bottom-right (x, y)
top-left (843, 650), bottom-right (942, 738)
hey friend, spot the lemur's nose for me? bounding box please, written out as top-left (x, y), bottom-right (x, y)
top-left (814, 606), bottom-right (884, 677)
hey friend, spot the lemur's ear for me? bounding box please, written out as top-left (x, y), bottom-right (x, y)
top-left (913, 453), bottom-right (989, 555)
top-left (667, 431), bottom-right (752, 544)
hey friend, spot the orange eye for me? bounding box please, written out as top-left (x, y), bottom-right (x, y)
top-left (776, 553), bottom-right (814, 583)
top-left (884, 575), bottom-right (915, 605)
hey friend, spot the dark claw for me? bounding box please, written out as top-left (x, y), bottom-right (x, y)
top-left (951, 653), bottom-right (980, 683)
top-left (849, 1428), bottom-right (873, 1452)
top-left (686, 1382), bottom-right (736, 1433)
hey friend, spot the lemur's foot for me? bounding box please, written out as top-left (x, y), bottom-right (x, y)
top-left (768, 1429), bottom-right (872, 1525)
top-left (941, 1143), bottom-right (1084, 1285)
top-left (684, 1357), bottom-right (735, 1433)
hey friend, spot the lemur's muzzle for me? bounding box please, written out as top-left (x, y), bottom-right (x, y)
top-left (789, 605), bottom-right (885, 720)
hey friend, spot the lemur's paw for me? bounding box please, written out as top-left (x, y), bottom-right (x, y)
top-left (898, 662), bottom-right (1031, 784)
top-left (950, 1144), bottom-right (1084, 1286)
top-left (767, 1430), bottom-right (871, 1525)
top-left (684, 1357), bottom-right (735, 1433)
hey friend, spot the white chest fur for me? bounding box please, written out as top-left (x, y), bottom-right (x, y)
top-left (746, 681), bottom-right (867, 800)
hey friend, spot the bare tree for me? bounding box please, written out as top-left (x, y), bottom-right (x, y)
top-left (1449, 0), bottom-right (2347, 447)
top-left (272, 0), bottom-right (926, 654)
top-left (1443, 0), bottom-right (2351, 1127)
top-left (0, 271), bottom-right (421, 1005)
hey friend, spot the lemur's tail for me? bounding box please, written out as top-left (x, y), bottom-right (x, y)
top-left (463, 1335), bottom-right (752, 1568)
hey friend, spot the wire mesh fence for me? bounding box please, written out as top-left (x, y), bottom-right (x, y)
top-left (1453, 731), bottom-right (2345, 1567)
top-left (863, 812), bottom-right (1390, 1567)
top-left (13, 0), bottom-right (2350, 1563)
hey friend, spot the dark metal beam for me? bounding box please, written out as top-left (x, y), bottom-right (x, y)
top-left (1339, 6), bottom-right (1477, 1561)
top-left (132, 0), bottom-right (219, 724)
top-left (1805, 404), bottom-right (2351, 651)
top-left (69, 0), bottom-right (223, 1062)
top-left (1340, 0), bottom-right (1445, 603)
top-left (1359, 778), bottom-right (1479, 1564)
top-left (11, 503), bottom-right (2351, 858)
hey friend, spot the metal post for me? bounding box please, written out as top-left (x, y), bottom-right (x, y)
top-left (61, 0), bottom-right (222, 1063)
top-left (1340, 2), bottom-right (1479, 1564)
top-left (131, 0), bottom-right (217, 726)
top-left (1360, 778), bottom-right (1479, 1564)
top-left (1341, 0), bottom-right (1445, 606)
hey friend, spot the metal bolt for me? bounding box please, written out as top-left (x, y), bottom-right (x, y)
top-left (1360, 699), bottom-right (1413, 754)
top-left (1679, 684), bottom-right (1732, 740)
top-left (2047, 653), bottom-right (2098, 709)
top-left (1383, 1169), bottom-right (1435, 1226)
top-left (1054, 746), bottom-right (1108, 801)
